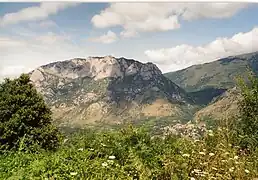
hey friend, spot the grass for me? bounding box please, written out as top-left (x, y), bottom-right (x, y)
top-left (1, 126), bottom-right (258, 180)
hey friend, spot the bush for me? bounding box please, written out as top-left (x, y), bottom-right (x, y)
top-left (0, 74), bottom-right (62, 152)
top-left (236, 72), bottom-right (258, 150)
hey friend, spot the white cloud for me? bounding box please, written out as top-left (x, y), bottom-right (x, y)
top-left (39, 20), bottom-right (57, 28)
top-left (145, 27), bottom-right (258, 73)
top-left (90, 30), bottom-right (118, 44)
top-left (0, 31), bottom-right (87, 80)
top-left (92, 3), bottom-right (248, 37)
top-left (0, 2), bottom-right (78, 26)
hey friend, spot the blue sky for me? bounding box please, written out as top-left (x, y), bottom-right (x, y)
top-left (1, 2), bottom-right (258, 79)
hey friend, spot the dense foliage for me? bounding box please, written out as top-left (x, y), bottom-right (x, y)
top-left (0, 73), bottom-right (257, 179)
top-left (236, 72), bottom-right (258, 150)
top-left (0, 74), bottom-right (62, 151)
top-left (0, 126), bottom-right (258, 179)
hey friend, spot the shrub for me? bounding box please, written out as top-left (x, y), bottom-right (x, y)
top-left (236, 72), bottom-right (258, 150)
top-left (0, 74), bottom-right (62, 152)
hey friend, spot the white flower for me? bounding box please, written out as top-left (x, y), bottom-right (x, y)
top-left (102, 162), bottom-right (108, 167)
top-left (208, 133), bottom-right (214, 137)
top-left (107, 160), bottom-right (114, 164)
top-left (182, 154), bottom-right (190, 157)
top-left (245, 169), bottom-right (250, 174)
top-left (101, 143), bottom-right (107, 147)
top-left (78, 148), bottom-right (83, 151)
top-left (190, 177), bottom-right (196, 180)
top-left (63, 139), bottom-right (68, 143)
top-left (109, 155), bottom-right (116, 159)
top-left (89, 148), bottom-right (94, 151)
top-left (208, 130), bottom-right (213, 133)
top-left (199, 152), bottom-right (206, 155)
top-left (229, 167), bottom-right (234, 172)
top-left (193, 169), bottom-right (201, 173)
top-left (70, 172), bottom-right (77, 176)
top-left (234, 156), bottom-right (239, 160)
top-left (209, 153), bottom-right (215, 156)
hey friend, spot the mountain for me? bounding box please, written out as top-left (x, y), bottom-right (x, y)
top-left (193, 87), bottom-right (242, 124)
top-left (29, 56), bottom-right (194, 128)
top-left (164, 51), bottom-right (258, 105)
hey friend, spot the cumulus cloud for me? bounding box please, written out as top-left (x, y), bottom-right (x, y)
top-left (38, 20), bottom-right (57, 28)
top-left (145, 27), bottom-right (258, 73)
top-left (90, 30), bottom-right (118, 44)
top-left (0, 2), bottom-right (78, 26)
top-left (91, 3), bottom-right (248, 37)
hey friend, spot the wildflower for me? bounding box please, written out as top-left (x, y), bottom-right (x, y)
top-left (193, 169), bottom-right (201, 173)
top-left (208, 133), bottom-right (214, 137)
top-left (182, 154), bottom-right (190, 157)
top-left (109, 155), bottom-right (116, 159)
top-left (63, 139), bottom-right (68, 143)
top-left (70, 172), bottom-right (77, 176)
top-left (208, 130), bottom-right (213, 133)
top-left (89, 148), bottom-right (94, 151)
top-left (234, 156), bottom-right (239, 160)
top-left (190, 177), bottom-right (195, 180)
top-left (107, 160), bottom-right (114, 164)
top-left (245, 169), bottom-right (250, 174)
top-left (212, 167), bottom-right (218, 171)
top-left (209, 153), bottom-right (215, 156)
top-left (229, 167), bottom-right (235, 172)
top-left (78, 148), bottom-right (83, 151)
top-left (101, 143), bottom-right (107, 147)
top-left (199, 152), bottom-right (206, 155)
top-left (102, 162), bottom-right (108, 167)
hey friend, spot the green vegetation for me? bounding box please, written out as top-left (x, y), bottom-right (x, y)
top-left (0, 73), bottom-right (258, 179)
top-left (164, 52), bottom-right (258, 105)
top-left (236, 72), bottom-right (258, 150)
top-left (0, 74), bottom-right (62, 152)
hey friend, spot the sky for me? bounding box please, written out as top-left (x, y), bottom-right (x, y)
top-left (1, 2), bottom-right (258, 79)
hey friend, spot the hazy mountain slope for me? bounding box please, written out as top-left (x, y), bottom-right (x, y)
top-left (29, 56), bottom-right (195, 128)
top-left (165, 52), bottom-right (258, 91)
top-left (193, 87), bottom-right (242, 123)
top-left (164, 51), bottom-right (258, 105)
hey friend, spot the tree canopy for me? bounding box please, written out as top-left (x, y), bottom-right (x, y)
top-left (0, 74), bottom-right (62, 151)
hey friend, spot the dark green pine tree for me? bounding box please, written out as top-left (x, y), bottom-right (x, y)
top-left (0, 74), bottom-right (62, 151)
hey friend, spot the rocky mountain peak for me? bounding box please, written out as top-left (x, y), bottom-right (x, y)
top-left (29, 56), bottom-right (193, 127)
top-left (31, 56), bottom-right (162, 83)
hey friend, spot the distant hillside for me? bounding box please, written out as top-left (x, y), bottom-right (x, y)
top-left (164, 51), bottom-right (258, 105)
top-left (29, 56), bottom-right (195, 128)
top-left (194, 87), bottom-right (242, 123)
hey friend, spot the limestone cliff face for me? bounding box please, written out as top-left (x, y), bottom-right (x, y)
top-left (30, 56), bottom-right (194, 127)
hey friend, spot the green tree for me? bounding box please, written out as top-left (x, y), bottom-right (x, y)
top-left (237, 72), bottom-right (258, 150)
top-left (0, 74), bottom-right (62, 151)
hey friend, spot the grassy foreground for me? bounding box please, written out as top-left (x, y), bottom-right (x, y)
top-left (0, 126), bottom-right (258, 180)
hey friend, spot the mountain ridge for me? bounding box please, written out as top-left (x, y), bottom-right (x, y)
top-left (29, 56), bottom-right (195, 128)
